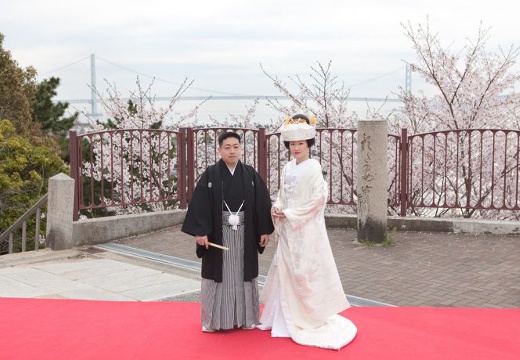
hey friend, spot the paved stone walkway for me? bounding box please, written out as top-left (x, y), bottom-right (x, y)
top-left (115, 225), bottom-right (520, 308)
top-left (1, 225), bottom-right (518, 308)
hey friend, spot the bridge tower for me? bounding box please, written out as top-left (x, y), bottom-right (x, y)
top-left (90, 54), bottom-right (100, 118)
top-left (405, 64), bottom-right (412, 94)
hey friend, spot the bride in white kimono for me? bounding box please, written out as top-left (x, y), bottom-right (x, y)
top-left (258, 114), bottom-right (357, 350)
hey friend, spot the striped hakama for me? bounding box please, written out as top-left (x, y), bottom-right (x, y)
top-left (200, 211), bottom-right (260, 330)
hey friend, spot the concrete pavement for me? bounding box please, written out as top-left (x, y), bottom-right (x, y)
top-left (0, 247), bottom-right (200, 302)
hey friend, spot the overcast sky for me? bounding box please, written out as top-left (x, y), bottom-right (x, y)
top-left (1, 0), bottom-right (518, 103)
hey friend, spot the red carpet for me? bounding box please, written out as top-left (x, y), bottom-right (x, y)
top-left (0, 298), bottom-right (518, 360)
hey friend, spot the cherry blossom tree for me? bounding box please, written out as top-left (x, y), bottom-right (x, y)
top-left (261, 61), bottom-right (357, 128)
top-left (82, 77), bottom-right (217, 215)
top-left (192, 61), bottom-right (393, 214)
top-left (396, 20), bottom-right (520, 133)
top-left (259, 61), bottom-right (367, 212)
top-left (394, 19), bottom-right (520, 220)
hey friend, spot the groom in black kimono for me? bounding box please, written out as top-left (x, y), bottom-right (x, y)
top-left (181, 131), bottom-right (274, 332)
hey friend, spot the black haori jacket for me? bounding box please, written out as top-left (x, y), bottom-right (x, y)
top-left (181, 160), bottom-right (274, 282)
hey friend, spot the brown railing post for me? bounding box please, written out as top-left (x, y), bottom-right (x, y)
top-left (178, 128), bottom-right (187, 209)
top-left (399, 128), bottom-right (408, 217)
top-left (257, 128), bottom-right (268, 183)
top-left (69, 131), bottom-right (80, 221)
top-left (186, 128), bottom-right (195, 205)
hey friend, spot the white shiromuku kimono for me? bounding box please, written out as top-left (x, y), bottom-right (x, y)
top-left (258, 158), bottom-right (357, 350)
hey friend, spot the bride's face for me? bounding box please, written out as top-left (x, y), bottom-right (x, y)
top-left (289, 140), bottom-right (309, 164)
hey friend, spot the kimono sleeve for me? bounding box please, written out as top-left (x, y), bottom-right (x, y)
top-left (272, 165), bottom-right (285, 212)
top-left (254, 171), bottom-right (275, 237)
top-left (181, 171), bottom-right (213, 237)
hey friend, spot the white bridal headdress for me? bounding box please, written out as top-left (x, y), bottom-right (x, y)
top-left (280, 116), bottom-right (317, 141)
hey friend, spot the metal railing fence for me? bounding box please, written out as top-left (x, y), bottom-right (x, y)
top-left (69, 127), bottom-right (520, 220)
top-left (69, 129), bottom-right (183, 220)
top-left (0, 194), bottom-right (47, 254)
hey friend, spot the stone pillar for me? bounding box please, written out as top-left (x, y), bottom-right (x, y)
top-left (46, 173), bottom-right (75, 250)
top-left (357, 120), bottom-right (388, 243)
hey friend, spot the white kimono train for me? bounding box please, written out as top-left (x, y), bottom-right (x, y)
top-left (258, 158), bottom-right (357, 350)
